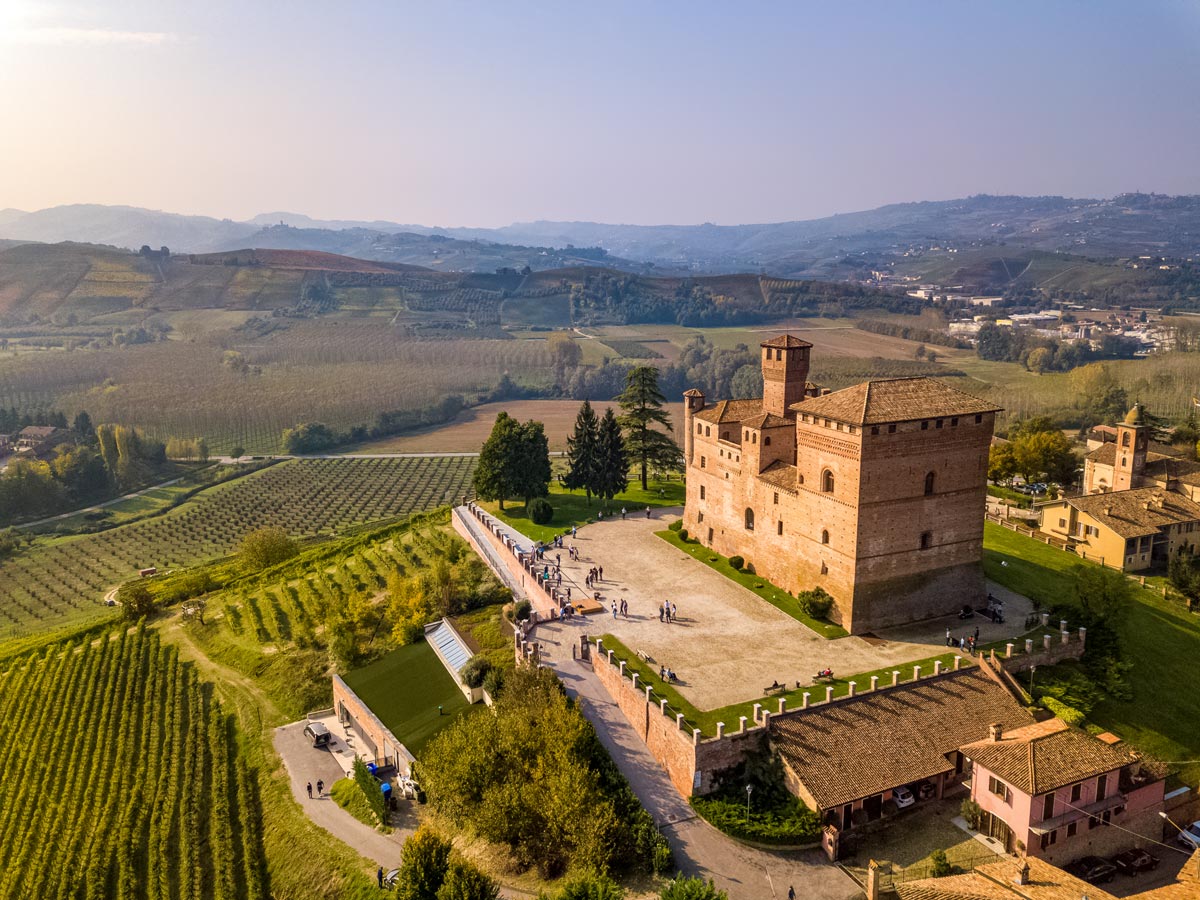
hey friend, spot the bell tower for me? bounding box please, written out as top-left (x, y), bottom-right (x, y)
top-left (760, 334), bottom-right (812, 418)
top-left (1113, 403), bottom-right (1149, 491)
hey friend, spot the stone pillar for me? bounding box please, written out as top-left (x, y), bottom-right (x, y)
top-left (1040, 612), bottom-right (1050, 627)
top-left (1060, 619), bottom-right (1068, 633)
top-left (892, 670), bottom-right (901, 686)
top-left (913, 664), bottom-right (922, 681)
top-left (716, 722), bottom-right (725, 739)
top-left (1025, 638), bottom-right (1034, 655)
top-left (933, 661), bottom-right (942, 676)
top-left (660, 698), bottom-right (668, 715)
top-left (1006, 643), bottom-right (1014, 659)
top-left (752, 703), bottom-right (762, 724)
top-left (848, 681), bottom-right (857, 697)
top-left (738, 716), bottom-right (748, 734)
top-left (645, 685), bottom-right (653, 702)
top-left (953, 656), bottom-right (962, 670)
top-left (866, 860), bottom-right (883, 900)
top-left (778, 698), bottom-right (787, 715)
top-left (802, 692), bottom-right (811, 709)
top-left (676, 712), bottom-right (685, 730)
top-left (596, 638), bottom-right (604, 654)
top-left (632, 673), bottom-right (640, 690)
top-left (1078, 626), bottom-right (1087, 647)
top-left (692, 728), bottom-right (701, 746)
top-left (761, 711), bottom-right (771, 729)
top-left (1043, 634), bottom-right (1052, 651)
top-left (1061, 630), bottom-right (1069, 645)
top-left (607, 649), bottom-right (613, 664)
top-left (870, 675), bottom-right (879, 692)
top-left (825, 686), bottom-right (834, 704)
top-left (619, 661), bottom-right (626, 676)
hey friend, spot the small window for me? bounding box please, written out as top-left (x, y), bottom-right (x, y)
top-left (1058, 518), bottom-right (1066, 528)
top-left (1096, 774), bottom-right (1107, 802)
top-left (777, 521), bottom-right (783, 536)
top-left (821, 529), bottom-right (829, 545)
top-left (764, 436), bottom-right (771, 446)
top-left (744, 508), bottom-right (755, 531)
top-left (1042, 792), bottom-right (1055, 820)
top-left (975, 414), bottom-right (983, 424)
top-left (705, 426), bottom-right (710, 437)
top-left (920, 531), bottom-right (932, 550)
top-left (700, 456), bottom-right (706, 469)
top-left (1066, 821), bottom-right (1077, 837)
top-left (924, 472), bottom-right (935, 495)
top-left (696, 423), bottom-right (702, 434)
top-left (951, 417), bottom-right (958, 426)
top-left (699, 486), bottom-right (705, 500)
top-left (936, 419), bottom-right (944, 429)
top-left (988, 776), bottom-right (1008, 801)
top-left (870, 425), bottom-right (879, 435)
top-left (776, 348), bottom-right (782, 361)
top-left (888, 423), bottom-right (897, 434)
top-left (821, 470), bottom-right (834, 493)
top-left (719, 449), bottom-right (724, 458)
top-left (797, 473), bottom-right (805, 485)
top-left (921, 421), bottom-right (929, 431)
top-left (697, 511), bottom-right (704, 523)
top-left (1070, 783), bottom-right (1082, 803)
top-left (820, 561), bottom-right (828, 575)
top-left (773, 492), bottom-right (779, 505)
top-left (752, 433), bottom-right (757, 444)
top-left (744, 430), bottom-right (749, 440)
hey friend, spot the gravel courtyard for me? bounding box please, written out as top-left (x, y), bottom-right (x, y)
top-left (541, 508), bottom-right (1032, 709)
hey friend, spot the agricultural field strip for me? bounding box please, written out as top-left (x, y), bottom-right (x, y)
top-left (0, 456), bottom-right (477, 641)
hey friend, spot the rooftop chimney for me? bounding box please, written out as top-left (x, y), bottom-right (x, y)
top-left (1013, 861), bottom-right (1030, 886)
top-left (989, 723), bottom-right (1004, 742)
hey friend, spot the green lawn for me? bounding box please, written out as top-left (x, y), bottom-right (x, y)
top-left (342, 640), bottom-right (470, 757)
top-left (983, 521), bottom-right (1200, 785)
top-left (482, 478), bottom-right (685, 544)
top-left (656, 528), bottom-right (848, 638)
top-left (597, 632), bottom-right (964, 737)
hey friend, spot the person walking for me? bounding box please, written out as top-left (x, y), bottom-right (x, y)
top-left (621, 507), bottom-right (626, 520)
top-left (599, 566), bottom-right (604, 581)
top-left (658, 605), bottom-right (664, 623)
top-left (306, 781), bottom-right (312, 799)
top-left (377, 867), bottom-right (384, 889)
top-left (945, 627), bottom-right (952, 647)
top-left (973, 626), bottom-right (980, 642)
top-left (788, 887), bottom-right (795, 900)
top-left (671, 601), bottom-right (678, 622)
top-left (611, 601), bottom-right (617, 619)
top-left (316, 779), bottom-right (324, 797)
top-left (572, 525), bottom-right (577, 538)
top-left (646, 506), bottom-right (651, 518)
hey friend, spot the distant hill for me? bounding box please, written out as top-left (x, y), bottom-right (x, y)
top-left (3, 193), bottom-right (1199, 278)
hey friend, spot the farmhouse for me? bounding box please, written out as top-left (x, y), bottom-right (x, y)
top-left (1037, 404), bottom-right (1200, 570)
top-left (682, 334), bottom-right (1000, 633)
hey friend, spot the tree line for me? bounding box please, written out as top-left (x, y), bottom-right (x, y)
top-left (976, 321), bottom-right (1141, 373)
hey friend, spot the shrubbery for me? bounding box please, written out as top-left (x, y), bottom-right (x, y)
top-left (660, 877), bottom-right (728, 900)
top-left (352, 757), bottom-right (386, 826)
top-left (929, 849), bottom-right (952, 878)
top-left (689, 751), bottom-right (821, 845)
top-left (797, 587), bottom-right (834, 619)
top-left (678, 528), bottom-right (688, 541)
top-left (460, 655), bottom-right (493, 689)
top-left (728, 555), bottom-right (744, 571)
top-left (527, 497), bottom-right (554, 525)
top-left (512, 599), bottom-right (532, 622)
top-left (668, 519), bottom-right (682, 532)
top-left (1040, 695), bottom-right (1087, 727)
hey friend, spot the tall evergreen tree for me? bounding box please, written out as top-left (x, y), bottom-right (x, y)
top-left (514, 419), bottom-right (552, 506)
top-left (563, 401), bottom-right (600, 503)
top-left (473, 412), bottom-right (522, 509)
top-left (595, 408), bottom-right (628, 506)
top-left (616, 366), bottom-right (682, 490)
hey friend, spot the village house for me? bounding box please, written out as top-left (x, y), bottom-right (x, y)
top-left (15, 425), bottom-right (69, 453)
top-left (1037, 404), bottom-right (1200, 571)
top-left (682, 334), bottom-right (1000, 633)
top-left (961, 718), bottom-right (1168, 862)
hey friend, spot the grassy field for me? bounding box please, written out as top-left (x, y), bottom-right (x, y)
top-left (482, 478), bottom-right (686, 544)
top-left (0, 457), bottom-right (477, 642)
top-left (342, 641), bottom-right (470, 756)
top-left (983, 522), bottom-right (1200, 784)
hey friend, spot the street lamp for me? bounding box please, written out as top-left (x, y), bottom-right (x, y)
top-left (746, 784), bottom-right (754, 822)
top-left (1029, 665), bottom-right (1036, 694)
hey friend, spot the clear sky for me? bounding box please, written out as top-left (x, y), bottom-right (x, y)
top-left (1, 1), bottom-right (1198, 226)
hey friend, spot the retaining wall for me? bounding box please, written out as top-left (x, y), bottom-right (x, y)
top-left (331, 674), bottom-right (416, 774)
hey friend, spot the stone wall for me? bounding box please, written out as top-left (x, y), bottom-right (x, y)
top-left (331, 674), bottom-right (416, 773)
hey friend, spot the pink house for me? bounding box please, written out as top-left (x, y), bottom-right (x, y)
top-left (961, 718), bottom-right (1166, 864)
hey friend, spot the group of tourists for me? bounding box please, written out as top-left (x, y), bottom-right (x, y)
top-left (610, 597), bottom-right (630, 618)
top-left (658, 600), bottom-right (678, 623)
top-left (945, 625), bottom-right (981, 653)
top-left (305, 779), bottom-right (324, 799)
top-left (585, 566), bottom-right (603, 588)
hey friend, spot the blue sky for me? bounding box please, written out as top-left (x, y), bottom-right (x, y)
top-left (1, 1), bottom-right (1198, 225)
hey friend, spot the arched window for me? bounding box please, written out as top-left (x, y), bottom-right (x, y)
top-left (705, 426), bottom-right (710, 437)
top-left (696, 423), bottom-right (702, 434)
top-left (821, 529), bottom-right (829, 545)
top-left (821, 470), bottom-right (835, 493)
top-left (764, 436), bottom-right (771, 446)
top-left (1121, 432), bottom-right (1131, 446)
top-left (752, 433), bottom-right (757, 444)
top-left (920, 531), bottom-right (932, 550)
top-left (924, 472), bottom-right (935, 496)
top-left (721, 430), bottom-right (729, 440)
top-left (744, 508), bottom-right (755, 531)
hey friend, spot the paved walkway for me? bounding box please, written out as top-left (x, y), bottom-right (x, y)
top-left (534, 621), bottom-right (862, 900)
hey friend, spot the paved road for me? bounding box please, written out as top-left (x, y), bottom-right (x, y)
top-left (534, 622), bottom-right (862, 900)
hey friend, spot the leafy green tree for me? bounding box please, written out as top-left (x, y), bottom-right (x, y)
top-left (1169, 546), bottom-right (1200, 603)
top-left (929, 849), bottom-right (952, 878)
top-left (118, 581), bottom-right (155, 621)
top-left (617, 366), bottom-right (681, 489)
top-left (474, 412), bottom-right (522, 510)
top-left (729, 364), bottom-right (763, 400)
top-left (987, 442), bottom-right (1016, 484)
top-left (659, 877), bottom-right (727, 900)
top-left (395, 825), bottom-right (452, 900)
top-left (595, 408), bottom-right (628, 506)
top-left (1010, 430), bottom-right (1078, 486)
top-left (1072, 564), bottom-right (1132, 624)
top-left (557, 873), bottom-right (623, 900)
top-left (238, 526), bottom-right (298, 572)
top-left (1026, 346), bottom-right (1053, 373)
top-left (435, 859), bottom-right (500, 900)
top-left (514, 420), bottom-right (552, 506)
top-left (564, 401), bottom-right (601, 502)
top-left (72, 411), bottom-right (95, 442)
top-left (282, 422), bottom-right (338, 454)
top-left (230, 445), bottom-right (245, 461)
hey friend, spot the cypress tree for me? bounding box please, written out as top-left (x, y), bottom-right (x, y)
top-left (595, 408), bottom-right (628, 507)
top-left (563, 400), bottom-right (600, 503)
top-left (617, 366), bottom-right (682, 490)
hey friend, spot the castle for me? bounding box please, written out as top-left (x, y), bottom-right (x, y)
top-left (682, 334), bottom-right (999, 634)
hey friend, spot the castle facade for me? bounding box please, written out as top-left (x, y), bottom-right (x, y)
top-left (682, 335), bottom-right (999, 634)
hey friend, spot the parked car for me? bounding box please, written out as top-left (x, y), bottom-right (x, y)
top-left (893, 786), bottom-right (915, 809)
top-left (1112, 848), bottom-right (1159, 875)
top-left (1065, 856), bottom-right (1117, 885)
top-left (1178, 820), bottom-right (1200, 850)
top-left (915, 781), bottom-right (937, 801)
top-left (303, 721), bottom-right (331, 748)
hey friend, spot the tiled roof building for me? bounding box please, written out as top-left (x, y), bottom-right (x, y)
top-left (682, 334), bottom-right (1000, 633)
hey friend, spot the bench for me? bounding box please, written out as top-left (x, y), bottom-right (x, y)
top-left (637, 649), bottom-right (655, 664)
top-left (762, 683), bottom-right (787, 695)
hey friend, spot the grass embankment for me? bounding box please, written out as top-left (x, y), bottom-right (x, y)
top-left (482, 479), bottom-right (685, 545)
top-left (342, 641), bottom-right (470, 757)
top-left (596, 632), bottom-right (964, 737)
top-left (983, 521), bottom-right (1200, 785)
top-left (331, 778), bottom-right (388, 831)
top-left (655, 528), bottom-right (848, 638)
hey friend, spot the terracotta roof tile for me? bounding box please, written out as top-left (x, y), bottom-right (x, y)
top-left (959, 719), bottom-right (1137, 795)
top-left (790, 378), bottom-right (999, 425)
top-left (761, 333), bottom-right (813, 349)
top-left (771, 669), bottom-right (1034, 810)
top-left (693, 399), bottom-right (763, 425)
top-left (1063, 487), bottom-right (1200, 539)
top-left (757, 461), bottom-right (800, 492)
top-left (742, 412), bottom-right (792, 429)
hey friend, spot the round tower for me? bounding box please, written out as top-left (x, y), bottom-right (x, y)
top-left (683, 388), bottom-right (705, 465)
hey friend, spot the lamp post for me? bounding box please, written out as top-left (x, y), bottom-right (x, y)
top-left (1029, 665), bottom-right (1036, 694)
top-left (746, 784), bottom-right (754, 822)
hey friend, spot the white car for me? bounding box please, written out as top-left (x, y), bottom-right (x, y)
top-left (1178, 820), bottom-right (1200, 849)
top-left (893, 786), bottom-right (916, 809)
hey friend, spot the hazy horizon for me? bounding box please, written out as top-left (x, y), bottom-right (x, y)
top-left (2, 1), bottom-right (1199, 227)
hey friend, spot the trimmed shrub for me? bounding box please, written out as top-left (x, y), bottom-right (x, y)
top-left (460, 655), bottom-right (493, 689)
top-left (352, 757), bottom-right (386, 826)
top-left (435, 859), bottom-right (499, 900)
top-left (1041, 695), bottom-right (1087, 727)
top-left (668, 520), bottom-right (682, 532)
top-left (527, 497), bottom-right (553, 525)
top-left (960, 798), bottom-right (983, 830)
top-left (557, 874), bottom-right (624, 900)
top-left (728, 555), bottom-right (744, 571)
top-left (690, 793), bottom-right (820, 844)
top-left (678, 528), bottom-right (688, 541)
top-left (929, 849), bottom-right (952, 878)
top-left (482, 666), bottom-right (505, 699)
top-left (660, 877), bottom-right (728, 900)
top-left (797, 587), bottom-right (834, 619)
top-left (512, 599), bottom-right (532, 622)
top-left (394, 825), bottom-right (452, 900)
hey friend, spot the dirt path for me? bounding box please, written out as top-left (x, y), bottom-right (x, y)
top-left (15, 475), bottom-right (185, 529)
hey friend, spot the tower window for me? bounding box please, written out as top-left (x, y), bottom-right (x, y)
top-left (700, 456), bottom-right (706, 468)
top-left (764, 436), bottom-right (771, 446)
top-left (773, 492), bottom-right (779, 505)
top-left (1122, 432), bottom-right (1131, 446)
top-left (744, 508), bottom-right (755, 531)
top-left (752, 433), bottom-right (757, 444)
top-left (925, 472), bottom-right (935, 495)
top-left (777, 521), bottom-right (783, 536)
top-left (821, 470), bottom-right (835, 493)
top-left (697, 423), bottom-right (702, 434)
top-left (920, 532), bottom-right (932, 550)
top-left (975, 414), bottom-right (983, 424)
top-left (870, 426), bottom-right (879, 435)
top-left (888, 423), bottom-right (897, 434)
top-left (705, 426), bottom-right (710, 437)
top-left (921, 421), bottom-right (929, 431)
top-left (699, 486), bottom-right (705, 500)
top-left (821, 529), bottom-right (829, 545)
